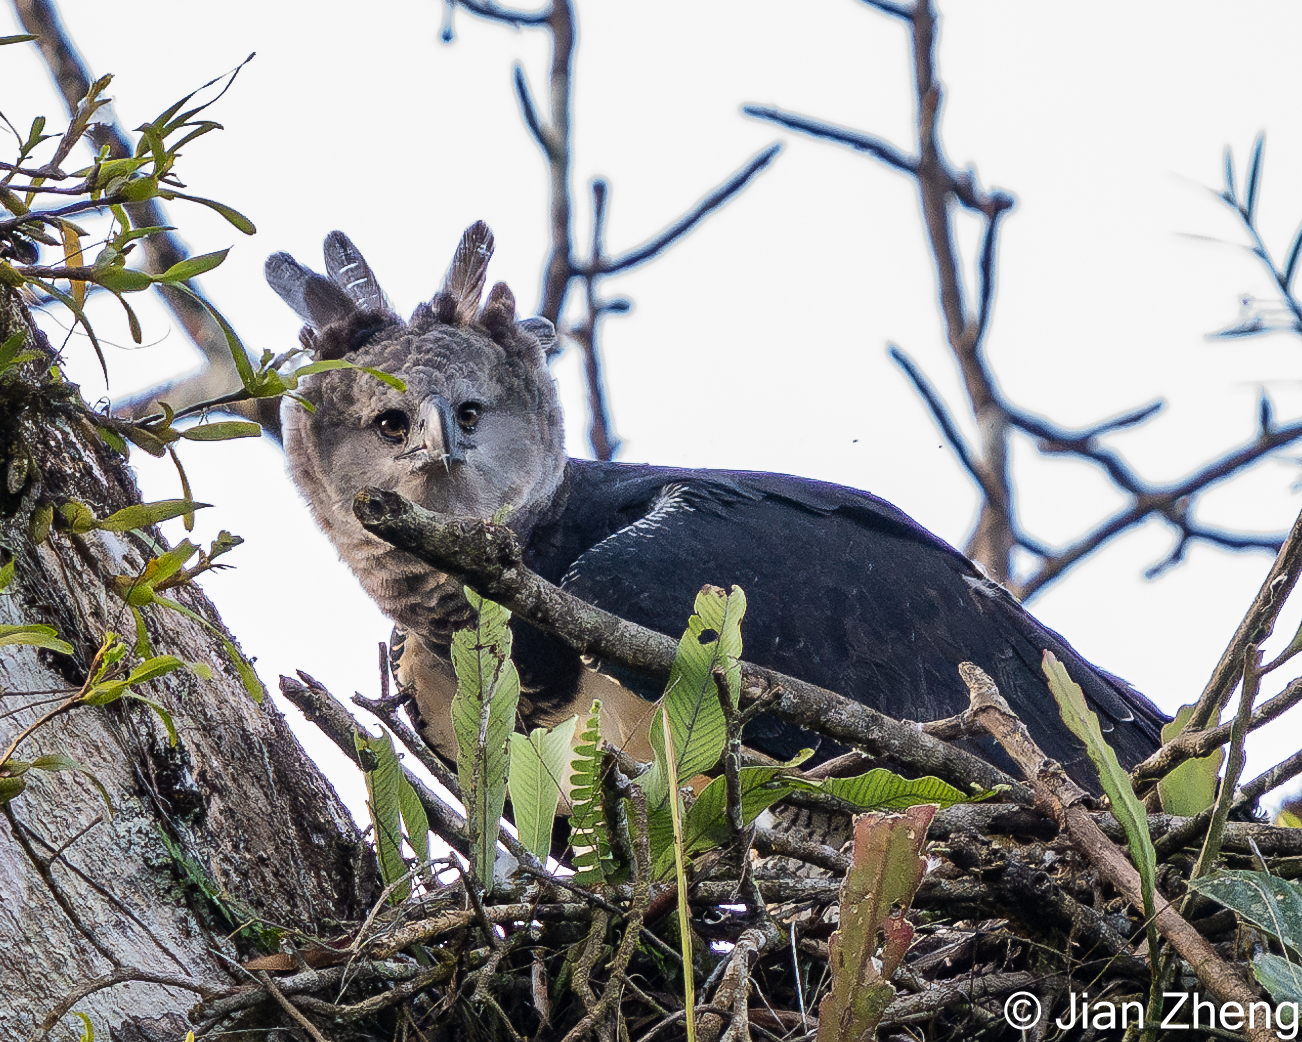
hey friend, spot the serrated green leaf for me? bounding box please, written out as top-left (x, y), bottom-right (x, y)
top-left (450, 590), bottom-right (520, 891)
top-left (356, 728), bottom-right (414, 901)
top-left (178, 420), bottom-right (261, 441)
top-left (819, 769), bottom-right (972, 810)
top-left (643, 585), bottom-right (745, 810)
top-left (509, 716), bottom-right (579, 861)
top-left (819, 806), bottom-right (935, 1039)
top-left (568, 699), bottom-right (625, 886)
top-left (158, 248), bottom-right (230, 283)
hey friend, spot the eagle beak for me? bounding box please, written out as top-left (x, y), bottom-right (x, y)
top-left (397, 396), bottom-right (466, 468)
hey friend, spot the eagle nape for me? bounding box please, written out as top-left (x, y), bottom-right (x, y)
top-left (267, 221), bottom-right (1169, 792)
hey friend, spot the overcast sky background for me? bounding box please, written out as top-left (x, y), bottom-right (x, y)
top-left (6, 2), bottom-right (1302, 821)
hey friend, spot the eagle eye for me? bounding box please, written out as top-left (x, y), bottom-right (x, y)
top-left (457, 401), bottom-right (482, 432)
top-left (375, 409), bottom-right (409, 444)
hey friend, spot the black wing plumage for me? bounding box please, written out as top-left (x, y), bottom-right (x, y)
top-left (522, 460), bottom-right (1165, 784)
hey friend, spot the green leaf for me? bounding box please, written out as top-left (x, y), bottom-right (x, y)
top-left (667, 765), bottom-right (792, 877)
top-left (178, 420), bottom-right (261, 442)
top-left (291, 358), bottom-right (406, 392)
top-left (643, 585), bottom-right (746, 809)
top-left (73, 1010), bottom-right (94, 1042)
top-left (508, 716), bottom-right (579, 861)
top-left (94, 267), bottom-right (154, 294)
top-left (1157, 705), bottom-right (1223, 817)
top-left (157, 248), bottom-right (230, 283)
top-left (568, 699), bottom-right (625, 886)
top-left (1045, 652), bottom-right (1159, 940)
top-left (0, 34), bottom-right (39, 45)
top-left (95, 499), bottom-right (211, 532)
top-left (397, 762), bottom-right (430, 869)
top-left (26, 276), bottom-right (106, 381)
top-left (59, 500), bottom-right (98, 534)
top-left (355, 365), bottom-right (407, 391)
top-left (819, 769), bottom-right (972, 810)
top-left (130, 606), bottom-right (152, 658)
top-left (168, 282), bottom-right (256, 390)
top-left (114, 225), bottom-right (176, 245)
top-left (150, 595), bottom-right (263, 702)
top-left (0, 623), bottom-right (73, 654)
top-left (0, 774), bottom-right (27, 804)
top-left (1188, 870), bottom-right (1302, 958)
top-left (0, 557), bottom-right (14, 593)
top-left (30, 502), bottom-right (54, 544)
top-left (124, 693), bottom-right (180, 746)
top-left (142, 540), bottom-right (200, 587)
top-left (165, 191), bottom-right (256, 235)
top-left (82, 680), bottom-right (129, 705)
top-left (126, 654), bottom-right (187, 685)
top-left (355, 728), bottom-right (415, 901)
top-left (1254, 954), bottom-right (1302, 1005)
top-left (450, 590), bottom-right (520, 891)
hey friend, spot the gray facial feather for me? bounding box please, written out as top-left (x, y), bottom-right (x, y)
top-left (272, 224), bottom-right (564, 653)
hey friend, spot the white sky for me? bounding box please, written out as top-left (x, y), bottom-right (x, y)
top-left (6, 1), bottom-right (1302, 820)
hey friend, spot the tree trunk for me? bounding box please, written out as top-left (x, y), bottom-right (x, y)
top-left (0, 289), bottom-right (379, 1040)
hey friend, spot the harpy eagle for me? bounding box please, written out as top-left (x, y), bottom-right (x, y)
top-left (266, 222), bottom-right (1167, 786)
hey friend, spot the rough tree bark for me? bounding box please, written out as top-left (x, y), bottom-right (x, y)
top-left (0, 289), bottom-right (379, 1039)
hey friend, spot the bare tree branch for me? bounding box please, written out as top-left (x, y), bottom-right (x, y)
top-left (595, 144), bottom-right (781, 275)
top-left (447, 0), bottom-right (550, 29)
top-left (747, 0), bottom-right (1302, 602)
top-left (350, 485), bottom-right (1028, 800)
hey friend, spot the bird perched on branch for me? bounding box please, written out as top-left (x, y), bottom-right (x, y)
top-left (266, 222), bottom-right (1167, 786)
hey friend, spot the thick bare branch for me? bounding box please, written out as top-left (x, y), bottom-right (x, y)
top-left (351, 485), bottom-right (1027, 799)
